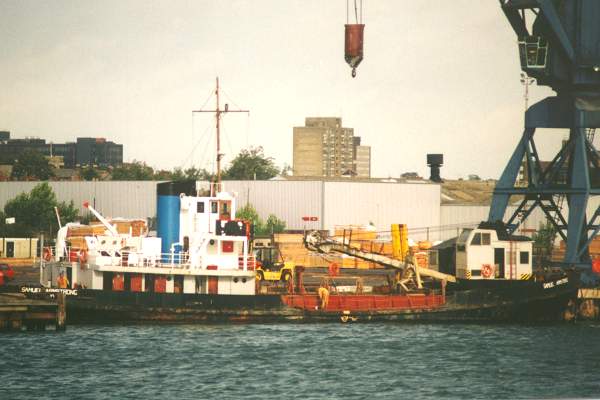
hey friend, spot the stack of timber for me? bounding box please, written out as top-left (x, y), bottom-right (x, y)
top-left (552, 237), bottom-right (600, 262)
top-left (0, 258), bottom-right (35, 267)
top-left (66, 219), bottom-right (148, 250)
top-left (274, 233), bottom-right (329, 268)
top-left (274, 224), bottom-right (414, 270)
top-left (274, 232), bottom-right (379, 269)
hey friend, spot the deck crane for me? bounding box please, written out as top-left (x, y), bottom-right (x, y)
top-left (489, 1), bottom-right (600, 268)
top-left (304, 231), bottom-right (456, 292)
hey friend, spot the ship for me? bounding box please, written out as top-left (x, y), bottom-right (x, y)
top-left (32, 178), bottom-right (578, 324)
top-left (27, 76), bottom-right (579, 324)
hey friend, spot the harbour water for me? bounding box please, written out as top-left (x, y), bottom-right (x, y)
top-left (2, 323), bottom-right (600, 399)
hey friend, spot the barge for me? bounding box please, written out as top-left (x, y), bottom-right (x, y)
top-left (36, 180), bottom-right (579, 323)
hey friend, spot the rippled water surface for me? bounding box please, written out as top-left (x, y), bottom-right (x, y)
top-left (2, 323), bottom-right (600, 399)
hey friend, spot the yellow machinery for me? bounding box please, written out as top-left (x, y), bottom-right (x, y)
top-left (252, 238), bottom-right (294, 282)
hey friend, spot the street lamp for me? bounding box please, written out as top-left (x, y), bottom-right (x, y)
top-left (520, 72), bottom-right (536, 112)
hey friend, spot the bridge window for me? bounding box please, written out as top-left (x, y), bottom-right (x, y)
top-left (520, 251), bottom-right (530, 264)
top-left (519, 36), bottom-right (548, 69)
top-left (471, 232), bottom-right (491, 246)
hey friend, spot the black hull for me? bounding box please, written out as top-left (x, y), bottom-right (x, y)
top-left (64, 274), bottom-right (579, 324)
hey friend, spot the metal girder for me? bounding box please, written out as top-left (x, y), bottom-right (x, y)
top-left (489, 115), bottom-right (600, 267)
top-left (500, 0), bottom-right (576, 64)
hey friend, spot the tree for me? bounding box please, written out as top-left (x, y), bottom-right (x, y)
top-left (111, 161), bottom-right (155, 180)
top-left (0, 182), bottom-right (79, 237)
top-left (532, 222), bottom-right (557, 265)
top-left (236, 203), bottom-right (264, 234)
top-left (81, 166), bottom-right (100, 181)
top-left (264, 214), bottom-right (286, 234)
top-left (11, 150), bottom-right (55, 180)
top-left (181, 167), bottom-right (214, 181)
top-left (280, 163), bottom-right (292, 177)
top-left (236, 203), bottom-right (286, 236)
top-left (222, 147), bottom-right (279, 180)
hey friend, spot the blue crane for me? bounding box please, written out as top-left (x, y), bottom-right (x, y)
top-left (490, 0), bottom-right (600, 268)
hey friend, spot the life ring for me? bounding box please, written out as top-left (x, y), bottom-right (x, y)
top-left (481, 264), bottom-right (494, 279)
top-left (78, 249), bottom-right (88, 264)
top-left (42, 247), bottom-right (53, 262)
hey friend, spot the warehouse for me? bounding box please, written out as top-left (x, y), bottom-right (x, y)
top-left (0, 179), bottom-right (575, 241)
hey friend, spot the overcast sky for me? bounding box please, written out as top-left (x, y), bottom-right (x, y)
top-left (1, 0), bottom-right (560, 179)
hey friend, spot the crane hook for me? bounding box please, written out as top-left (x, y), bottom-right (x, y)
top-left (352, 68), bottom-right (357, 78)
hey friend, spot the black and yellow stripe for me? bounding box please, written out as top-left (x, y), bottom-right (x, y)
top-left (520, 273), bottom-right (532, 280)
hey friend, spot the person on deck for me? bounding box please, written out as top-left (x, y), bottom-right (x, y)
top-left (57, 272), bottom-right (69, 289)
top-left (318, 280), bottom-right (330, 310)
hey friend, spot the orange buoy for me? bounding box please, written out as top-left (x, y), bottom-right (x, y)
top-left (345, 24), bottom-right (364, 77)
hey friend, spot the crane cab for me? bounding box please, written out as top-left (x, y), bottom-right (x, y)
top-left (454, 225), bottom-right (533, 281)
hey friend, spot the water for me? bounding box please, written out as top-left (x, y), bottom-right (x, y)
top-left (2, 323), bottom-right (600, 399)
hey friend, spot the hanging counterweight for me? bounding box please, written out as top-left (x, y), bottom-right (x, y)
top-left (345, 24), bottom-right (364, 78)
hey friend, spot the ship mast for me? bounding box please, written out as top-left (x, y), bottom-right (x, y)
top-left (193, 77), bottom-right (249, 191)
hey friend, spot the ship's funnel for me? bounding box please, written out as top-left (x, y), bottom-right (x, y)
top-left (156, 181), bottom-right (196, 255)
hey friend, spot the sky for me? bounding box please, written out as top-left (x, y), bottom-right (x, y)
top-left (1, 0), bottom-right (561, 179)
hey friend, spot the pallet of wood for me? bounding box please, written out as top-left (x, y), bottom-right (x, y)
top-left (0, 257), bottom-right (35, 267)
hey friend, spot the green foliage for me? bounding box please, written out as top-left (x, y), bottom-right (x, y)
top-left (236, 203), bottom-right (264, 234)
top-left (264, 214), bottom-right (286, 234)
top-left (222, 147), bottom-right (279, 180)
top-left (0, 182), bottom-right (79, 237)
top-left (236, 203), bottom-right (286, 236)
top-left (170, 167), bottom-right (214, 182)
top-left (11, 150), bottom-right (55, 180)
top-left (110, 161), bottom-right (215, 181)
top-left (81, 167), bottom-right (100, 181)
top-left (111, 161), bottom-right (155, 180)
top-left (181, 167), bottom-right (214, 181)
top-left (532, 222), bottom-right (557, 262)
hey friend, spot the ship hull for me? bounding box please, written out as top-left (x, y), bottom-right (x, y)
top-left (62, 274), bottom-right (579, 323)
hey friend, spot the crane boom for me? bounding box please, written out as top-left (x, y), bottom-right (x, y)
top-left (83, 201), bottom-right (119, 236)
top-left (304, 231), bottom-right (456, 283)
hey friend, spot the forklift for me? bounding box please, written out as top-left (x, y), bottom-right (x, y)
top-left (252, 236), bottom-right (294, 282)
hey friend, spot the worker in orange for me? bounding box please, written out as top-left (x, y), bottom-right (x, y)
top-left (318, 280), bottom-right (330, 310)
top-left (57, 272), bottom-right (69, 289)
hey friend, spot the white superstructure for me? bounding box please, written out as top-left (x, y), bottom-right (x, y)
top-left (41, 183), bottom-right (256, 295)
top-left (454, 227), bottom-right (533, 280)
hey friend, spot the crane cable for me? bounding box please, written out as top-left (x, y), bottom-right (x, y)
top-left (346, 0), bottom-right (362, 24)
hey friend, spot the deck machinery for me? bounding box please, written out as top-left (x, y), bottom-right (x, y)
top-left (490, 0), bottom-right (600, 268)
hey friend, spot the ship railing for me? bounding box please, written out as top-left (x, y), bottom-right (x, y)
top-left (46, 246), bottom-right (196, 269)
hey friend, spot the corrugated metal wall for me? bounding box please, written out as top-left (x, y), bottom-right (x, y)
top-left (440, 204), bottom-right (550, 241)
top-left (0, 180), bottom-right (441, 234)
top-left (224, 180), bottom-right (323, 230)
top-left (323, 181), bottom-right (440, 239)
top-left (0, 181), bottom-right (157, 219)
top-left (2, 181), bottom-right (584, 242)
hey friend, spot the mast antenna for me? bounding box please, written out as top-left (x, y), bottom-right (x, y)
top-left (193, 77), bottom-right (249, 191)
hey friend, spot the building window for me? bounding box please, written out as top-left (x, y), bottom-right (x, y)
top-left (197, 202), bottom-right (205, 213)
top-left (520, 251), bottom-right (529, 264)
